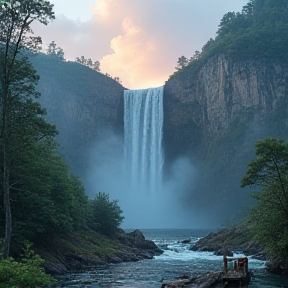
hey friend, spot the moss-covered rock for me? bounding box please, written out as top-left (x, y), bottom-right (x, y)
top-left (35, 229), bottom-right (162, 275)
top-left (190, 226), bottom-right (264, 259)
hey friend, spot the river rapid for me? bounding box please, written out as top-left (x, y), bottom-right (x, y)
top-left (55, 229), bottom-right (288, 288)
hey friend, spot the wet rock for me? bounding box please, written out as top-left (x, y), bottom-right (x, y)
top-left (162, 271), bottom-right (223, 288)
top-left (266, 259), bottom-right (288, 275)
top-left (251, 251), bottom-right (267, 261)
top-left (181, 239), bottom-right (191, 244)
top-left (214, 249), bottom-right (233, 257)
top-left (118, 229), bottom-right (163, 256)
top-left (190, 227), bottom-right (264, 259)
top-left (39, 229), bottom-right (163, 275)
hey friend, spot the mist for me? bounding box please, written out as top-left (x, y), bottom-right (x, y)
top-left (84, 132), bottom-right (217, 229)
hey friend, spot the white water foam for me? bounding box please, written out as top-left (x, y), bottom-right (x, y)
top-left (154, 241), bottom-right (266, 270)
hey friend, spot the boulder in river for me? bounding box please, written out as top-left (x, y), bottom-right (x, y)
top-left (161, 271), bottom-right (223, 288)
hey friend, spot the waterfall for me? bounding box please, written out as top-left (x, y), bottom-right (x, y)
top-left (124, 86), bottom-right (164, 195)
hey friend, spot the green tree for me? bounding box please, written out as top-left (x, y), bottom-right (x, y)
top-left (0, 135), bottom-right (89, 254)
top-left (75, 55), bottom-right (87, 65)
top-left (217, 11), bottom-right (237, 36)
top-left (75, 56), bottom-right (101, 72)
top-left (0, 0), bottom-right (55, 257)
top-left (88, 192), bottom-right (124, 237)
top-left (241, 137), bottom-right (288, 265)
top-left (175, 56), bottom-right (188, 71)
top-left (86, 58), bottom-right (93, 67)
top-left (47, 40), bottom-right (65, 61)
top-left (92, 60), bottom-right (100, 72)
top-left (196, 0), bottom-right (288, 62)
top-left (189, 50), bottom-right (201, 62)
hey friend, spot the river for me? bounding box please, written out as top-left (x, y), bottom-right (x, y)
top-left (55, 229), bottom-right (288, 288)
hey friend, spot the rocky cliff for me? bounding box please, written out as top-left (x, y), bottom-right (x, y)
top-left (163, 55), bottom-right (288, 221)
top-left (164, 54), bottom-right (288, 156)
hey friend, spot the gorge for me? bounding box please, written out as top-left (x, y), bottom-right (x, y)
top-left (30, 51), bottom-right (288, 229)
top-left (27, 1), bottom-right (288, 229)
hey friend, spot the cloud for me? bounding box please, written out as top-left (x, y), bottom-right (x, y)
top-left (100, 17), bottom-right (165, 89)
top-left (32, 0), bottom-right (245, 89)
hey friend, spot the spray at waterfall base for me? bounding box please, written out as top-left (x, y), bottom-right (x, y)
top-left (85, 86), bottom-right (215, 229)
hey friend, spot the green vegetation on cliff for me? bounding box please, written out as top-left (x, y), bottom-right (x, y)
top-left (172, 0), bottom-right (288, 78)
top-left (203, 0), bottom-right (288, 61)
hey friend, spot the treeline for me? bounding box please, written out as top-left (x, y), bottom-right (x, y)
top-left (45, 41), bottom-right (121, 83)
top-left (0, 0), bottom-right (124, 280)
top-left (174, 0), bottom-right (288, 75)
top-left (206, 0), bottom-right (288, 61)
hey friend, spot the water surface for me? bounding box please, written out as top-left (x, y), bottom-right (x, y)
top-left (56, 229), bottom-right (288, 288)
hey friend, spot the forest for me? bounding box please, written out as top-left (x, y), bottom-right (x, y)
top-left (0, 0), bottom-right (124, 286)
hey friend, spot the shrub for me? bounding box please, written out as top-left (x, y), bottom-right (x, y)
top-left (0, 242), bottom-right (56, 288)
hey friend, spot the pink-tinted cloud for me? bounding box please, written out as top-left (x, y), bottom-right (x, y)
top-left (32, 0), bottom-right (245, 89)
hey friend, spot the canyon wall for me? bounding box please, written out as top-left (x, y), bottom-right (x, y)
top-left (163, 55), bottom-right (288, 222)
top-left (164, 54), bottom-right (288, 156)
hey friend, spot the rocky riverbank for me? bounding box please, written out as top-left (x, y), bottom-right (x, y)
top-left (190, 226), bottom-right (266, 260)
top-left (190, 226), bottom-right (288, 274)
top-left (36, 229), bottom-right (163, 275)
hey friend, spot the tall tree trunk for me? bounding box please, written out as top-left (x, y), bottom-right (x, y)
top-left (0, 0), bottom-right (54, 258)
top-left (2, 57), bottom-right (12, 258)
top-left (3, 147), bottom-right (12, 258)
top-left (3, 106), bottom-right (12, 258)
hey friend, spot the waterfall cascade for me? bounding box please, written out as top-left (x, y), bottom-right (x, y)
top-left (124, 86), bottom-right (164, 195)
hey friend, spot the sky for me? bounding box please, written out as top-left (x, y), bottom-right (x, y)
top-left (32, 0), bottom-right (246, 89)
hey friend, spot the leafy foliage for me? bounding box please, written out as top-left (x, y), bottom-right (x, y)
top-left (202, 0), bottom-right (288, 61)
top-left (0, 242), bottom-right (56, 288)
top-left (0, 3), bottom-right (126, 284)
top-left (175, 56), bottom-right (188, 71)
top-left (7, 139), bottom-right (89, 252)
top-left (241, 137), bottom-right (288, 264)
top-left (46, 40), bottom-right (65, 60)
top-left (88, 192), bottom-right (124, 237)
top-left (171, 0), bottom-right (288, 79)
top-left (0, 0), bottom-right (55, 258)
top-left (75, 55), bottom-right (101, 72)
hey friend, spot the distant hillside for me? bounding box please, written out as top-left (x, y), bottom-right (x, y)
top-left (30, 53), bottom-right (125, 178)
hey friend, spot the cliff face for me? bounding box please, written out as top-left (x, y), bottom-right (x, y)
top-left (164, 55), bottom-right (288, 156)
top-left (31, 54), bottom-right (125, 176)
top-left (163, 55), bottom-right (288, 221)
